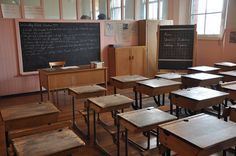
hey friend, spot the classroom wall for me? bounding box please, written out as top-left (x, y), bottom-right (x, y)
top-left (0, 19), bottom-right (138, 96)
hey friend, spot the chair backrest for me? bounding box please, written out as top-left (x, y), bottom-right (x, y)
top-left (49, 61), bottom-right (65, 68)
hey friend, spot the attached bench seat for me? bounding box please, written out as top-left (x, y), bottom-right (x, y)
top-left (12, 127), bottom-right (85, 156)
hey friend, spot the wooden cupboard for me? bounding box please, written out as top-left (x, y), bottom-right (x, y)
top-left (138, 20), bottom-right (173, 77)
top-left (108, 46), bottom-right (147, 78)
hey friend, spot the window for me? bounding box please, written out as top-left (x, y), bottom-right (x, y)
top-left (148, 0), bottom-right (168, 20)
top-left (95, 0), bottom-right (107, 20)
top-left (44, 0), bottom-right (60, 19)
top-left (62, 0), bottom-right (76, 20)
top-left (124, 0), bottom-right (134, 20)
top-left (191, 0), bottom-right (227, 35)
top-left (110, 0), bottom-right (121, 20)
top-left (79, 0), bottom-right (92, 19)
top-left (136, 0), bottom-right (146, 19)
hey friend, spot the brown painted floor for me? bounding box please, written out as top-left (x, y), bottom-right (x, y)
top-left (0, 86), bottom-right (235, 156)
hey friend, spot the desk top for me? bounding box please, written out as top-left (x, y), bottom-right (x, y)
top-left (188, 66), bottom-right (220, 72)
top-left (159, 113), bottom-right (236, 149)
top-left (171, 87), bottom-right (228, 101)
top-left (1, 102), bottom-right (59, 122)
top-left (220, 70), bottom-right (236, 77)
top-left (111, 75), bottom-right (148, 83)
top-left (137, 78), bottom-right (181, 88)
top-left (69, 85), bottom-right (106, 94)
top-left (39, 65), bottom-right (107, 75)
top-left (88, 94), bottom-right (133, 109)
top-left (221, 81), bottom-right (236, 91)
top-left (155, 73), bottom-right (183, 80)
top-left (12, 128), bottom-right (85, 156)
top-left (182, 73), bottom-right (222, 80)
top-left (214, 62), bottom-right (236, 67)
top-left (119, 107), bottom-right (177, 129)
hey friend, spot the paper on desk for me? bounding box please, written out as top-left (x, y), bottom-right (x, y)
top-left (61, 66), bottom-right (79, 69)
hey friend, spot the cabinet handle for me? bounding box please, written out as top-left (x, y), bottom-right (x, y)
top-left (129, 56), bottom-right (132, 60)
top-left (132, 56), bottom-right (134, 60)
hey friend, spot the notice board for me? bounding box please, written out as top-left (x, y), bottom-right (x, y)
top-left (158, 25), bottom-right (196, 70)
top-left (17, 21), bottom-right (100, 74)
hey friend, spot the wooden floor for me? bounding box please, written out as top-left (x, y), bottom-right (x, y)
top-left (0, 86), bottom-right (234, 156)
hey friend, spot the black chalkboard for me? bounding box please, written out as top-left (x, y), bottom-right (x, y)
top-left (19, 22), bottom-right (100, 72)
top-left (158, 25), bottom-right (195, 70)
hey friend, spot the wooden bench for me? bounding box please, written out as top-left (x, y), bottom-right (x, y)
top-left (11, 121), bottom-right (85, 156)
top-left (68, 84), bottom-right (107, 139)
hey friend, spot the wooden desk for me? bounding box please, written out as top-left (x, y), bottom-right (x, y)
top-left (0, 102), bottom-right (60, 154)
top-left (181, 73), bottom-right (222, 88)
top-left (110, 75), bottom-right (148, 93)
top-left (12, 127), bottom-right (85, 156)
top-left (188, 66), bottom-right (220, 74)
top-left (117, 107), bottom-right (177, 156)
top-left (155, 73), bottom-right (183, 82)
top-left (219, 70), bottom-right (236, 82)
top-left (88, 94), bottom-right (133, 155)
top-left (1, 102), bottom-right (60, 131)
top-left (159, 114), bottom-right (236, 156)
top-left (135, 79), bottom-right (182, 109)
top-left (214, 62), bottom-right (236, 71)
top-left (220, 81), bottom-right (236, 104)
top-left (39, 65), bottom-right (107, 101)
top-left (68, 85), bottom-right (106, 139)
top-left (171, 87), bottom-right (228, 118)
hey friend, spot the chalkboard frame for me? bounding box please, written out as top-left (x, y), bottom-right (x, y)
top-left (157, 24), bottom-right (197, 70)
top-left (15, 19), bottom-right (101, 75)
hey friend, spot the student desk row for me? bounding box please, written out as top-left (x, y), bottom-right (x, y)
top-left (0, 102), bottom-right (85, 156)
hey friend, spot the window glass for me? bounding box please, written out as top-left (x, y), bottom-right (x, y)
top-left (44, 0), bottom-right (60, 19)
top-left (95, 0), bottom-right (107, 20)
top-left (62, 0), bottom-right (76, 20)
top-left (124, 0), bottom-right (134, 20)
top-left (206, 0), bottom-right (223, 13)
top-left (148, 0), bottom-right (158, 19)
top-left (136, 0), bottom-right (146, 20)
top-left (1, 0), bottom-right (20, 4)
top-left (110, 0), bottom-right (121, 20)
top-left (205, 13), bottom-right (222, 34)
top-left (160, 0), bottom-right (168, 20)
top-left (191, 0), bottom-right (226, 35)
top-left (24, 0), bottom-right (40, 6)
top-left (80, 0), bottom-right (92, 19)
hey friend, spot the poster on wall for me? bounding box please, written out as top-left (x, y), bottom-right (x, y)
top-left (105, 22), bottom-right (114, 37)
top-left (229, 31), bottom-right (236, 43)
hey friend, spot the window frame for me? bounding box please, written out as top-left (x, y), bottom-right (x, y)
top-left (190, 0), bottom-right (228, 39)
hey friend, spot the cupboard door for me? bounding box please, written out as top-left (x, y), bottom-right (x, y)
top-left (131, 47), bottom-right (146, 76)
top-left (115, 48), bottom-right (131, 75)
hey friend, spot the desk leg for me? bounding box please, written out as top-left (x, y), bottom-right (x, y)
top-left (139, 93), bottom-right (142, 109)
top-left (93, 110), bottom-right (97, 145)
top-left (170, 102), bottom-right (173, 115)
top-left (40, 86), bottom-right (43, 102)
top-left (176, 106), bottom-right (180, 118)
top-left (133, 90), bottom-right (138, 110)
top-left (114, 87), bottom-right (117, 94)
top-left (162, 94), bottom-right (165, 105)
top-left (218, 104), bottom-right (221, 119)
top-left (117, 117), bottom-right (120, 156)
top-left (48, 90), bottom-right (50, 101)
top-left (72, 97), bottom-right (76, 125)
top-left (87, 106), bottom-right (90, 140)
top-left (125, 128), bottom-right (128, 156)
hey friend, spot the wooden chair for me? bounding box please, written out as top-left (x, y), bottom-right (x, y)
top-left (49, 61), bottom-right (65, 68)
top-left (48, 61), bottom-right (66, 105)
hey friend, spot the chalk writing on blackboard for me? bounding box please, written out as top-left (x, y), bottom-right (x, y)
top-left (19, 22), bottom-right (100, 73)
top-left (158, 25), bottom-right (195, 69)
